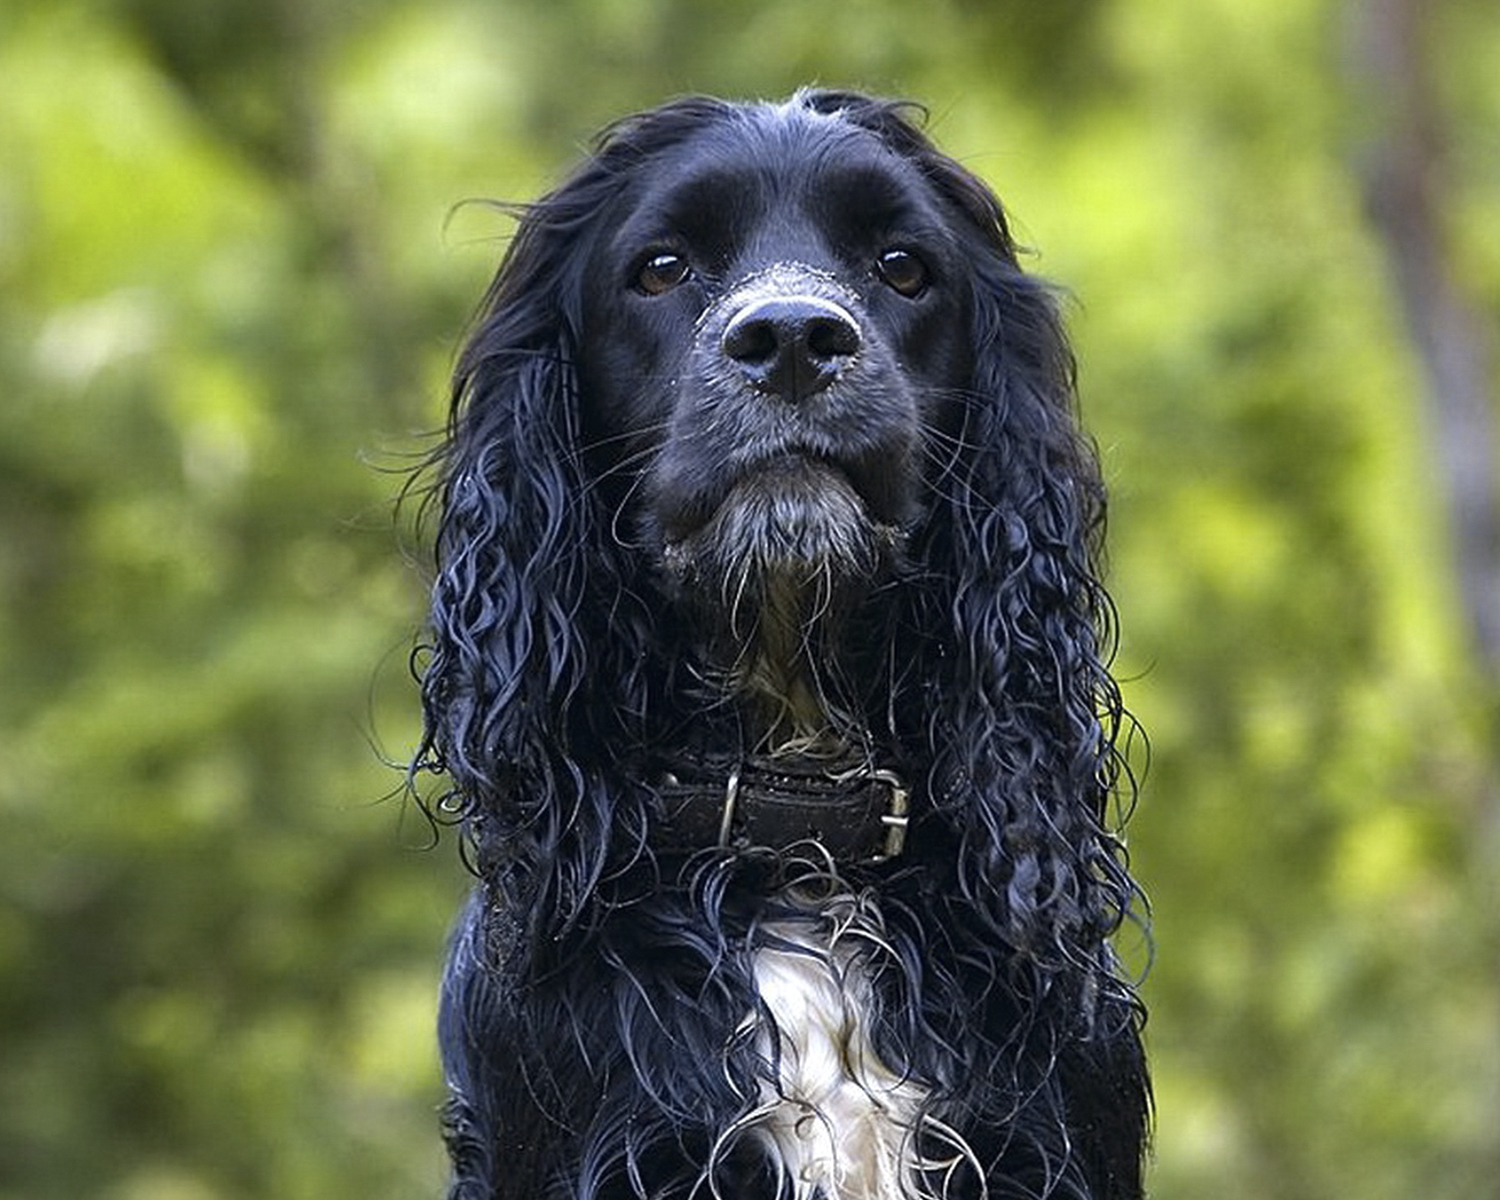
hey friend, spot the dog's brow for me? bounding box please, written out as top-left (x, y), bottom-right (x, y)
top-left (811, 161), bottom-right (939, 233)
top-left (650, 167), bottom-right (764, 234)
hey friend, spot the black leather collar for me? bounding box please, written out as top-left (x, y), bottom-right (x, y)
top-left (654, 754), bottom-right (909, 864)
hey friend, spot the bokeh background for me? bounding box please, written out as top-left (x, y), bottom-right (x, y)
top-left (3, 0), bottom-right (1498, 1197)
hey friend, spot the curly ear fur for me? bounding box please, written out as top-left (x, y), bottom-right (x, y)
top-left (929, 258), bottom-right (1136, 964)
top-left (411, 176), bottom-right (652, 956)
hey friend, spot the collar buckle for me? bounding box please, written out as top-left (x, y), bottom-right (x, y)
top-left (826, 764), bottom-right (909, 862)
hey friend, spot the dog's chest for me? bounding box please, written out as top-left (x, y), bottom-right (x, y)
top-left (745, 911), bottom-right (929, 1200)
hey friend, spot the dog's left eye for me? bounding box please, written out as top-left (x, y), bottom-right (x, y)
top-left (635, 252), bottom-right (692, 296)
top-left (876, 248), bottom-right (928, 298)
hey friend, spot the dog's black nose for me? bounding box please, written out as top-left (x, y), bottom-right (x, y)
top-left (721, 296), bottom-right (861, 403)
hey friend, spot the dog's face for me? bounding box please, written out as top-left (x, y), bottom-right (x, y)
top-left (577, 104), bottom-right (974, 642)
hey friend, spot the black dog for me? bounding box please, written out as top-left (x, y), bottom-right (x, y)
top-left (413, 90), bottom-right (1148, 1200)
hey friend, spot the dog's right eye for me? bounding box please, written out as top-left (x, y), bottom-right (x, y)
top-left (634, 253), bottom-right (691, 296)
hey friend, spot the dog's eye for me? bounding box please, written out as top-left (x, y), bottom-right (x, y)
top-left (876, 249), bottom-right (928, 298)
top-left (635, 252), bottom-right (691, 295)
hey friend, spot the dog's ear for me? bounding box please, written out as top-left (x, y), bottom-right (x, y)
top-left (413, 182), bottom-right (652, 952)
top-left (912, 205), bottom-right (1137, 975)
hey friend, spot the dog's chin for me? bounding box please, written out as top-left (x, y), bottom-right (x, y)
top-left (660, 458), bottom-right (901, 606)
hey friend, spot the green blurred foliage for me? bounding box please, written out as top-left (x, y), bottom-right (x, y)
top-left (1, 0), bottom-right (1496, 1197)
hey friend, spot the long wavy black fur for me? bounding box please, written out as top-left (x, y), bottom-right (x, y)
top-left (412, 90), bottom-right (1149, 1200)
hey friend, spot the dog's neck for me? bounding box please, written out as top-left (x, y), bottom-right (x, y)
top-left (723, 569), bottom-right (866, 754)
top-left (738, 596), bottom-right (833, 751)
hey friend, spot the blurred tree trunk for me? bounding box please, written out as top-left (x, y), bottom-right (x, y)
top-left (1346, 3), bottom-right (1500, 1189)
top-left (1348, 0), bottom-right (1500, 686)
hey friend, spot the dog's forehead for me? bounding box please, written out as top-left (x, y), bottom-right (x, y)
top-left (633, 104), bottom-right (932, 227)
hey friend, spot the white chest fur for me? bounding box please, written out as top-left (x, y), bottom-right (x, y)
top-left (740, 900), bottom-right (972, 1200)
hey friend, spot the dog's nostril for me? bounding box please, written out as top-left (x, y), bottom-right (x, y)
top-left (722, 317), bottom-right (780, 367)
top-left (721, 296), bottom-right (861, 403)
top-left (805, 314), bottom-right (860, 361)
